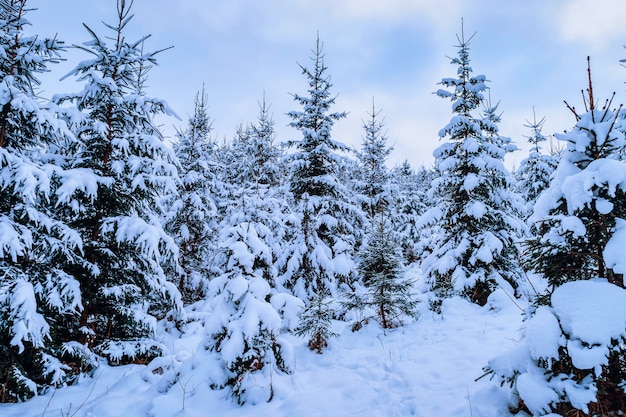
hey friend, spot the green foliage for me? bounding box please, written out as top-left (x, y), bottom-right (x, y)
top-left (496, 68), bottom-right (626, 416)
top-left (287, 36), bottom-right (348, 201)
top-left (163, 86), bottom-right (219, 303)
top-left (424, 28), bottom-right (524, 306)
top-left (352, 220), bottom-right (418, 329)
top-left (283, 36), bottom-right (363, 351)
top-left (295, 293), bottom-right (338, 354)
top-left (52, 0), bottom-right (181, 365)
top-left (355, 100), bottom-right (392, 223)
top-left (523, 74), bottom-right (626, 290)
top-left (0, 0), bottom-right (87, 401)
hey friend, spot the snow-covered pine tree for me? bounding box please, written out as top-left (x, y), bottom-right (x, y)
top-left (486, 61), bottom-right (626, 416)
top-left (219, 96), bottom-right (286, 236)
top-left (163, 86), bottom-right (220, 303)
top-left (228, 94), bottom-right (283, 190)
top-left (421, 28), bottom-right (525, 307)
top-left (281, 36), bottom-right (363, 352)
top-left (203, 97), bottom-right (297, 403)
top-left (0, 0), bottom-right (89, 401)
top-left (354, 99), bottom-right (392, 228)
top-left (391, 161), bottom-right (435, 263)
top-left (515, 109), bottom-right (558, 222)
top-left (220, 95), bottom-right (292, 291)
top-left (480, 95), bottom-right (519, 159)
top-left (204, 222), bottom-right (293, 404)
top-left (344, 101), bottom-right (418, 328)
top-left (53, 0), bottom-right (181, 365)
top-left (346, 219), bottom-right (418, 330)
top-left (525, 60), bottom-right (626, 289)
top-left (479, 94), bottom-right (527, 274)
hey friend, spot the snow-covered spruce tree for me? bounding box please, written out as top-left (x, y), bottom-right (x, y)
top-left (219, 96), bottom-right (288, 240)
top-left (227, 94), bottom-right (283, 190)
top-left (204, 222), bottom-right (293, 405)
top-left (201, 97), bottom-right (298, 403)
top-left (486, 65), bottom-right (626, 416)
top-left (281, 36), bottom-right (363, 353)
top-left (219, 95), bottom-right (293, 292)
top-left (481, 95), bottom-right (519, 161)
top-left (515, 109), bottom-right (558, 222)
top-left (345, 219), bottom-right (418, 330)
top-left (421, 29), bottom-right (525, 307)
top-left (0, 0), bottom-right (90, 401)
top-left (163, 86), bottom-right (220, 303)
top-left (391, 161), bottom-right (436, 263)
top-left (354, 99), bottom-right (392, 228)
top-left (53, 0), bottom-right (181, 365)
top-left (525, 63), bottom-right (626, 290)
top-left (346, 103), bottom-right (418, 328)
top-left (484, 280), bottom-right (626, 416)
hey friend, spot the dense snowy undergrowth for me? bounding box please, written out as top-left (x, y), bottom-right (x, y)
top-left (4, 267), bottom-right (625, 417)
top-left (2, 266), bottom-right (532, 417)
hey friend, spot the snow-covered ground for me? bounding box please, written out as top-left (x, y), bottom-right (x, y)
top-left (2, 268), bottom-right (527, 417)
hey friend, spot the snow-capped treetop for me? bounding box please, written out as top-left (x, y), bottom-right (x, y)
top-left (516, 110), bottom-right (558, 218)
top-left (525, 110), bottom-right (549, 155)
top-left (287, 35), bottom-right (348, 201)
top-left (435, 29), bottom-right (486, 123)
top-left (162, 85), bottom-right (221, 302)
top-left (530, 107), bottom-right (625, 224)
top-left (228, 96), bottom-right (282, 190)
top-left (354, 99), bottom-right (393, 223)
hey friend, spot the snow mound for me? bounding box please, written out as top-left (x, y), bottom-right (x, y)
top-left (487, 280), bottom-right (626, 416)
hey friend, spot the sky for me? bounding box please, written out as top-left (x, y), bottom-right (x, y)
top-left (26, 0), bottom-right (626, 169)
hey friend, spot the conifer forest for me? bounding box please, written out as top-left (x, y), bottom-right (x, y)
top-left (1, 1), bottom-right (626, 416)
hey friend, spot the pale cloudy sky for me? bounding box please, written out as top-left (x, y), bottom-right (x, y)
top-left (27, 0), bottom-right (626, 168)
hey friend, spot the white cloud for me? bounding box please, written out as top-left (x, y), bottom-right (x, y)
top-left (310, 0), bottom-right (463, 24)
top-left (557, 0), bottom-right (626, 51)
top-left (26, 0), bottom-right (626, 172)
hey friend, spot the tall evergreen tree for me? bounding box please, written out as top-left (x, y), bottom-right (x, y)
top-left (480, 94), bottom-right (527, 270)
top-left (281, 36), bottom-right (363, 352)
top-left (203, 96), bottom-right (296, 403)
top-left (0, 0), bottom-right (88, 401)
top-left (391, 161), bottom-right (435, 263)
top-left (354, 99), bottom-right (392, 227)
top-left (54, 0), bottom-right (181, 364)
top-left (221, 96), bottom-right (290, 290)
top-left (487, 63), bottom-right (626, 416)
top-left (163, 86), bottom-right (220, 303)
top-left (526, 63), bottom-right (626, 289)
top-left (515, 110), bottom-right (558, 222)
top-left (421, 28), bottom-right (525, 307)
